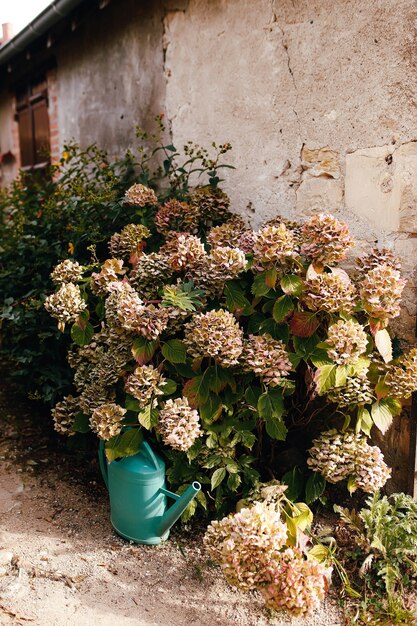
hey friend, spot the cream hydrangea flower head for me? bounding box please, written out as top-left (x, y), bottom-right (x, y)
top-left (359, 264), bottom-right (406, 321)
top-left (125, 365), bottom-right (165, 409)
top-left (184, 309), bottom-right (244, 366)
top-left (356, 246), bottom-right (401, 279)
top-left (157, 397), bottom-right (202, 451)
top-left (51, 395), bottom-right (79, 435)
top-left (302, 271), bottom-right (357, 313)
top-left (90, 258), bottom-right (125, 295)
top-left (242, 334), bottom-right (292, 386)
top-left (90, 402), bottom-right (126, 440)
top-left (204, 501), bottom-right (288, 590)
top-left (326, 373), bottom-right (374, 407)
top-left (155, 199), bottom-right (200, 235)
top-left (50, 259), bottom-right (84, 285)
top-left (169, 234), bottom-right (206, 272)
top-left (385, 348), bottom-right (417, 399)
top-left (301, 213), bottom-right (354, 266)
top-left (109, 224), bottom-right (150, 259)
top-left (44, 282), bottom-right (86, 329)
top-left (190, 185), bottom-right (231, 224)
top-left (124, 183), bottom-right (157, 207)
top-left (129, 252), bottom-right (174, 299)
top-left (261, 548), bottom-right (329, 617)
top-left (253, 224), bottom-right (296, 267)
top-left (207, 215), bottom-right (248, 248)
top-left (325, 319), bottom-right (368, 365)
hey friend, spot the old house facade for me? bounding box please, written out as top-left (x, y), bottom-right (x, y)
top-left (0, 0), bottom-right (416, 493)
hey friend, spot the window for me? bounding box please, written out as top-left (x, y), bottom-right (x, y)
top-left (16, 77), bottom-right (51, 169)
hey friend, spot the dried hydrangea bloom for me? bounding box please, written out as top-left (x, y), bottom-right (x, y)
top-left (207, 215), bottom-right (248, 248)
top-left (359, 264), bottom-right (406, 320)
top-left (164, 305), bottom-right (193, 336)
top-left (184, 309), bottom-right (243, 366)
top-left (154, 199), bottom-right (200, 235)
top-left (109, 224), bottom-right (150, 259)
top-left (44, 282), bottom-right (87, 329)
top-left (192, 246), bottom-right (246, 296)
top-left (190, 185), bottom-right (231, 224)
top-left (129, 252), bottom-right (174, 299)
top-left (356, 246), bottom-right (401, 279)
top-left (51, 395), bottom-right (79, 435)
top-left (301, 213), bottom-right (354, 266)
top-left (124, 183), bottom-right (157, 207)
top-left (118, 297), bottom-right (169, 340)
top-left (90, 258), bottom-right (125, 295)
top-left (355, 441), bottom-right (391, 492)
top-left (237, 229), bottom-right (257, 253)
top-left (90, 402), bottom-right (126, 440)
top-left (125, 365), bottom-right (165, 408)
top-left (157, 397), bottom-right (202, 451)
top-left (50, 259), bottom-right (84, 285)
top-left (385, 348), bottom-right (417, 399)
top-left (326, 373), bottom-right (374, 407)
top-left (253, 224), bottom-right (296, 267)
top-left (308, 429), bottom-right (390, 493)
top-left (79, 383), bottom-right (116, 414)
top-left (265, 216), bottom-right (304, 249)
top-left (104, 280), bottom-right (138, 326)
top-left (242, 334), bottom-right (292, 386)
top-left (302, 272), bottom-right (357, 313)
top-left (261, 548), bottom-right (329, 617)
top-left (307, 429), bottom-right (357, 483)
top-left (169, 234), bottom-right (207, 272)
top-left (204, 501), bottom-right (288, 590)
top-left (325, 320), bottom-right (368, 364)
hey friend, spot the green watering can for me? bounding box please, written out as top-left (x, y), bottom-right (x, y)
top-left (99, 440), bottom-right (201, 544)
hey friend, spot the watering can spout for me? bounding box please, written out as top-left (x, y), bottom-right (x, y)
top-left (157, 481), bottom-right (201, 537)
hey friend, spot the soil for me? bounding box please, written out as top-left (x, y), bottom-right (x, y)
top-left (0, 383), bottom-right (345, 626)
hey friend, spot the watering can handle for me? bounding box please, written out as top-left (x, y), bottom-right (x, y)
top-left (98, 440), bottom-right (109, 489)
top-left (141, 441), bottom-right (160, 470)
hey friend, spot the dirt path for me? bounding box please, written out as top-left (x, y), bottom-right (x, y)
top-left (0, 385), bottom-right (343, 626)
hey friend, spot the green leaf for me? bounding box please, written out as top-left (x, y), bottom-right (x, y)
top-left (159, 379), bottom-right (177, 396)
top-left (227, 473), bottom-right (242, 492)
top-left (105, 429), bottom-right (143, 462)
top-left (72, 412), bottom-right (90, 434)
top-left (292, 502), bottom-right (314, 530)
top-left (315, 364), bottom-right (337, 395)
top-left (356, 406), bottom-right (373, 436)
top-left (200, 395), bottom-right (223, 423)
top-left (335, 364), bottom-right (349, 388)
top-left (290, 311), bottom-right (320, 338)
top-left (257, 389), bottom-right (284, 420)
top-left (251, 273), bottom-right (271, 297)
top-left (282, 466), bottom-right (304, 502)
top-left (374, 329), bottom-right (393, 364)
top-left (161, 339), bottom-right (187, 364)
top-left (265, 415), bottom-right (288, 440)
top-left (125, 394), bottom-right (141, 412)
top-left (183, 374), bottom-right (210, 407)
top-left (280, 274), bottom-right (304, 296)
top-left (310, 349), bottom-right (333, 367)
top-left (264, 267), bottom-right (278, 289)
top-left (71, 320), bottom-right (94, 346)
top-left (258, 319), bottom-right (290, 342)
top-left (245, 386), bottom-right (261, 408)
top-left (211, 467), bottom-right (226, 490)
top-left (138, 404), bottom-right (159, 430)
top-left (224, 281), bottom-right (252, 314)
top-left (371, 400), bottom-right (393, 434)
top-left (305, 473), bottom-right (326, 504)
top-left (132, 337), bottom-right (159, 365)
top-left (308, 544), bottom-right (331, 563)
top-left (273, 295), bottom-right (294, 323)
top-left (347, 475), bottom-right (358, 495)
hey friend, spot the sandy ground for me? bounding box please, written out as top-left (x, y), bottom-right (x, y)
top-left (0, 386), bottom-right (344, 626)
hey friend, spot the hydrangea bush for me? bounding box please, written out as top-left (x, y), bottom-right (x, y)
top-left (45, 175), bottom-right (417, 616)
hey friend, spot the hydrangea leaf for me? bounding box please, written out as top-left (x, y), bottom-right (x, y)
top-left (132, 337), bottom-right (159, 365)
top-left (200, 395), bottom-right (223, 423)
top-left (161, 339), bottom-right (187, 364)
top-left (280, 274), bottom-right (304, 297)
top-left (356, 407), bottom-right (373, 436)
top-left (138, 404), bottom-right (159, 430)
top-left (251, 272), bottom-right (271, 297)
top-left (224, 281), bottom-right (252, 314)
top-left (315, 364), bottom-right (337, 395)
top-left (374, 329), bottom-right (393, 364)
top-left (371, 400), bottom-right (393, 434)
top-left (211, 467), bottom-right (226, 490)
top-left (265, 415), bottom-right (288, 440)
top-left (105, 429), bottom-right (143, 462)
top-left (305, 473), bottom-right (326, 504)
top-left (273, 295), bottom-right (294, 323)
top-left (159, 379), bottom-right (177, 396)
top-left (72, 412), bottom-right (90, 434)
top-left (70, 320), bottom-right (94, 346)
top-left (290, 311), bottom-right (320, 337)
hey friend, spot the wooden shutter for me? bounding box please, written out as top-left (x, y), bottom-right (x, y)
top-left (17, 107), bottom-right (34, 167)
top-left (32, 99), bottom-right (50, 165)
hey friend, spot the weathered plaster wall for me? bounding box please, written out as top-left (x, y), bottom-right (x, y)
top-left (54, 0), bottom-right (166, 158)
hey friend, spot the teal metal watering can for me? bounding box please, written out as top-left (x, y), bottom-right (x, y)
top-left (99, 440), bottom-right (201, 545)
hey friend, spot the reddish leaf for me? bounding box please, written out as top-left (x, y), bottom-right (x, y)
top-left (369, 318), bottom-right (388, 336)
top-left (265, 267), bottom-right (278, 289)
top-left (290, 311), bottom-right (320, 337)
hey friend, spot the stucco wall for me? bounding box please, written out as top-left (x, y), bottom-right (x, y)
top-left (54, 0), bottom-right (166, 157)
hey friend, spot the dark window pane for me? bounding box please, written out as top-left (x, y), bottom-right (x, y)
top-left (33, 99), bottom-right (50, 164)
top-left (17, 108), bottom-right (34, 167)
